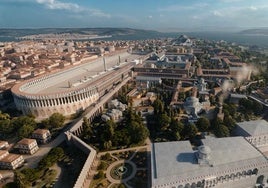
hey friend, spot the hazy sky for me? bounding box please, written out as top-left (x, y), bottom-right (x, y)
top-left (1, 0), bottom-right (268, 31)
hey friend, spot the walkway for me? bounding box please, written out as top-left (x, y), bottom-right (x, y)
top-left (106, 160), bottom-right (137, 186)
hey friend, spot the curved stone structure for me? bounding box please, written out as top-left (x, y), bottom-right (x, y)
top-left (12, 77), bottom-right (100, 118)
top-left (11, 52), bottom-right (139, 119)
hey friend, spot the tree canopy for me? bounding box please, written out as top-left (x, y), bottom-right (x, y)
top-left (196, 117), bottom-right (210, 132)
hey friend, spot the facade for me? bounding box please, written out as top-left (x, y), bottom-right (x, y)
top-left (32, 129), bottom-right (51, 144)
top-left (11, 51), bottom-right (137, 119)
top-left (235, 120), bottom-right (268, 155)
top-left (16, 138), bottom-right (39, 155)
top-left (151, 137), bottom-right (268, 188)
top-left (0, 154), bottom-right (24, 170)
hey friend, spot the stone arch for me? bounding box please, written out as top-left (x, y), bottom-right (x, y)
top-left (196, 181), bottom-right (202, 187)
top-left (191, 182), bottom-right (197, 188)
top-left (225, 174), bottom-right (229, 181)
top-left (185, 183), bottom-right (191, 188)
top-left (230, 173), bottom-right (235, 180)
top-left (253, 168), bottom-right (258, 175)
top-left (256, 175), bottom-right (265, 184)
top-left (247, 169), bottom-right (253, 176)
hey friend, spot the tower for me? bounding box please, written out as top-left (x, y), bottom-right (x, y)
top-left (103, 57), bottom-right (107, 72)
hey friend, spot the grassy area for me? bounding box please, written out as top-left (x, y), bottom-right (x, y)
top-left (90, 178), bottom-right (110, 188)
top-left (90, 148), bottom-right (149, 188)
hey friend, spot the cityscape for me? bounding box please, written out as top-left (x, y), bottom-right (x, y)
top-left (1, 1), bottom-right (268, 188)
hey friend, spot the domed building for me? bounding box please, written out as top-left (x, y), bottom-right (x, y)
top-left (183, 96), bottom-right (203, 117)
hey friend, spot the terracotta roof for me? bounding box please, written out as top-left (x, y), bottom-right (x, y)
top-left (0, 150), bottom-right (9, 157)
top-left (17, 138), bottom-right (36, 145)
top-left (0, 141), bottom-right (8, 147)
top-left (33, 129), bottom-right (50, 135)
top-left (0, 154), bottom-right (22, 163)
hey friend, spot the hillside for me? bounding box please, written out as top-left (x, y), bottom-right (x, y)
top-left (0, 28), bottom-right (164, 39)
top-left (239, 28), bottom-right (268, 36)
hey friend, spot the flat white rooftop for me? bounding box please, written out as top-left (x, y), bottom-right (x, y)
top-left (236, 119), bottom-right (268, 136)
top-left (151, 137), bottom-right (267, 186)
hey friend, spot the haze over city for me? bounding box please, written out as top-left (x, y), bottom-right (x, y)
top-left (1, 0), bottom-right (268, 31)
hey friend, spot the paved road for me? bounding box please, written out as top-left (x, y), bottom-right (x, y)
top-left (23, 132), bottom-right (65, 168)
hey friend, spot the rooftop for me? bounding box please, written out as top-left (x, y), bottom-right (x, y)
top-left (0, 150), bottom-right (9, 157)
top-left (236, 120), bottom-right (268, 136)
top-left (0, 154), bottom-right (22, 163)
top-left (151, 137), bottom-right (267, 186)
top-left (33, 129), bottom-right (50, 135)
top-left (17, 138), bottom-right (36, 146)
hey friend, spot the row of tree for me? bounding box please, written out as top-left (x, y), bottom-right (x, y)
top-left (0, 111), bottom-right (65, 139)
top-left (14, 147), bottom-right (64, 188)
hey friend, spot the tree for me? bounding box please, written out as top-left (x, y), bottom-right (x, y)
top-left (38, 147), bottom-right (64, 170)
top-left (0, 111), bottom-right (10, 120)
top-left (18, 124), bottom-right (34, 139)
top-left (196, 117), bottom-right (210, 132)
top-left (252, 100), bottom-right (263, 115)
top-left (170, 118), bottom-right (184, 133)
top-left (239, 98), bottom-right (253, 113)
top-left (103, 140), bottom-right (112, 150)
top-left (113, 129), bottom-right (130, 146)
top-left (157, 113), bottom-right (171, 130)
top-left (0, 119), bottom-right (13, 136)
top-left (223, 115), bottom-right (236, 131)
top-left (170, 118), bottom-right (184, 140)
top-left (11, 116), bottom-right (36, 130)
top-left (97, 161), bottom-right (108, 170)
top-left (14, 170), bottom-right (31, 188)
top-left (82, 117), bottom-right (93, 140)
top-left (101, 120), bottom-right (115, 142)
top-left (153, 99), bottom-right (164, 115)
top-left (183, 123), bottom-right (198, 138)
top-left (20, 168), bottom-right (40, 182)
top-left (94, 171), bottom-right (105, 179)
top-left (128, 121), bottom-right (149, 144)
top-left (214, 124), bottom-right (230, 137)
top-left (48, 113), bottom-right (65, 129)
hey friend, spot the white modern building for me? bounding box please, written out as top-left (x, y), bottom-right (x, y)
top-left (151, 137), bottom-right (268, 188)
top-left (235, 120), bottom-right (268, 155)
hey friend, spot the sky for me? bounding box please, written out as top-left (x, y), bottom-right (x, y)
top-left (1, 0), bottom-right (268, 32)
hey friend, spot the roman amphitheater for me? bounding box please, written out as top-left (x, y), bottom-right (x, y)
top-left (11, 51), bottom-right (142, 119)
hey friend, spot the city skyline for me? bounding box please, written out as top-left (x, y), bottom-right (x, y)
top-left (1, 0), bottom-right (268, 32)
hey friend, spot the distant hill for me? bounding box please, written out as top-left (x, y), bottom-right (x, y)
top-left (0, 28), bottom-right (166, 38)
top-left (239, 28), bottom-right (268, 36)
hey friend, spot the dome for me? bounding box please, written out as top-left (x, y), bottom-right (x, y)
top-left (198, 145), bottom-right (211, 155)
top-left (183, 96), bottom-right (203, 116)
top-left (186, 96), bottom-right (199, 103)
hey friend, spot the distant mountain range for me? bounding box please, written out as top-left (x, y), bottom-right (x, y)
top-left (0, 28), bottom-right (166, 38)
top-left (239, 28), bottom-right (268, 36)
